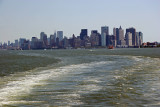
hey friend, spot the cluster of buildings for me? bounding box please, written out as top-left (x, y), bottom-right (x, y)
top-left (0, 25), bottom-right (156, 50)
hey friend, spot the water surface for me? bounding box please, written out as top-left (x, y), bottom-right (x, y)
top-left (0, 48), bottom-right (160, 106)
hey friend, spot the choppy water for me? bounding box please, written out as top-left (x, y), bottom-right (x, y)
top-left (0, 48), bottom-right (160, 106)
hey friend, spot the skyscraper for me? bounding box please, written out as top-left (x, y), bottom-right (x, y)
top-left (113, 28), bottom-right (117, 46)
top-left (126, 28), bottom-right (136, 46)
top-left (40, 32), bottom-right (48, 47)
top-left (116, 26), bottom-right (125, 45)
top-left (19, 38), bottom-right (26, 48)
top-left (40, 32), bottom-right (45, 41)
top-left (90, 30), bottom-right (100, 46)
top-left (57, 31), bottom-right (63, 41)
top-left (126, 32), bottom-right (132, 46)
top-left (136, 32), bottom-right (140, 46)
top-left (50, 31), bottom-right (57, 47)
top-left (15, 39), bottom-right (19, 47)
top-left (101, 26), bottom-right (109, 35)
top-left (8, 41), bottom-right (10, 46)
top-left (139, 32), bottom-right (143, 45)
top-left (101, 26), bottom-right (109, 46)
top-left (80, 29), bottom-right (88, 40)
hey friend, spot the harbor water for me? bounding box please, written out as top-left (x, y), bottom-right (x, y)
top-left (0, 48), bottom-right (160, 106)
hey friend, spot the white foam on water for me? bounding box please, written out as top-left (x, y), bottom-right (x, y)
top-left (0, 60), bottom-right (112, 106)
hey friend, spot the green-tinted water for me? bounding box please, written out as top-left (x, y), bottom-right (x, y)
top-left (0, 48), bottom-right (160, 106)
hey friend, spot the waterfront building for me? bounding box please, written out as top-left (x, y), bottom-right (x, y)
top-left (15, 39), bottom-right (19, 47)
top-left (40, 32), bottom-right (48, 47)
top-left (19, 38), bottom-right (26, 48)
top-left (80, 29), bottom-right (88, 40)
top-left (90, 30), bottom-right (100, 46)
top-left (22, 40), bottom-right (30, 50)
top-left (139, 32), bottom-right (143, 45)
top-left (50, 33), bottom-right (56, 47)
top-left (57, 31), bottom-right (63, 42)
top-left (63, 36), bottom-right (69, 48)
top-left (40, 32), bottom-right (45, 41)
top-left (136, 32), bottom-right (140, 46)
top-left (101, 26), bottom-right (109, 35)
top-left (101, 26), bottom-right (109, 46)
top-left (43, 34), bottom-right (48, 47)
top-left (126, 27), bottom-right (136, 46)
top-left (31, 37), bottom-right (38, 49)
top-left (56, 37), bottom-right (59, 47)
top-left (126, 32), bottom-right (132, 46)
top-left (113, 28), bottom-right (117, 46)
top-left (101, 32), bottom-right (106, 46)
top-left (106, 35), bottom-right (116, 47)
top-left (73, 36), bottom-right (81, 48)
top-left (116, 26), bottom-right (125, 45)
top-left (8, 41), bottom-right (10, 46)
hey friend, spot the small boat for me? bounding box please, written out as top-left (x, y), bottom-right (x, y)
top-left (108, 45), bottom-right (114, 49)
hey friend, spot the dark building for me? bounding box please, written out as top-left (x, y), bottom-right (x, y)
top-left (21, 40), bottom-right (30, 50)
top-left (50, 34), bottom-right (56, 47)
top-left (106, 35), bottom-right (116, 47)
top-left (126, 28), bottom-right (136, 46)
top-left (43, 34), bottom-right (48, 47)
top-left (56, 37), bottom-right (59, 47)
top-left (80, 29), bottom-right (88, 40)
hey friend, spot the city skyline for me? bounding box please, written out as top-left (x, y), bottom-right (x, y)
top-left (1, 25), bottom-right (148, 50)
top-left (0, 0), bottom-right (160, 43)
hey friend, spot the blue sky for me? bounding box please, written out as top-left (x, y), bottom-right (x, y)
top-left (0, 0), bottom-right (160, 43)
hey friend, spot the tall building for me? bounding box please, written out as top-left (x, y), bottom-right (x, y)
top-left (63, 36), bottom-right (69, 48)
top-left (136, 32), bottom-right (143, 46)
top-left (139, 32), bottom-right (143, 45)
top-left (90, 30), bottom-right (100, 46)
top-left (57, 31), bottom-right (63, 41)
top-left (80, 29), bottom-right (88, 40)
top-left (40, 32), bottom-right (48, 47)
top-left (19, 38), bottom-right (26, 48)
top-left (101, 26), bottom-right (109, 35)
top-left (8, 41), bottom-right (10, 46)
top-left (119, 26), bottom-right (124, 41)
top-left (126, 32), bottom-right (132, 46)
top-left (101, 32), bottom-right (106, 46)
top-left (40, 32), bottom-right (45, 41)
top-left (113, 28), bottom-right (116, 37)
top-left (113, 28), bottom-right (117, 46)
top-left (50, 32), bottom-right (57, 47)
top-left (136, 32), bottom-right (140, 46)
top-left (101, 26), bottom-right (109, 46)
top-left (106, 35), bottom-right (116, 47)
top-left (15, 39), bottom-right (19, 47)
top-left (116, 26), bottom-right (125, 45)
top-left (31, 37), bottom-right (38, 49)
top-left (126, 28), bottom-right (136, 46)
top-left (43, 34), bottom-right (48, 47)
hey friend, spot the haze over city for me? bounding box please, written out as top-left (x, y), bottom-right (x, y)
top-left (0, 0), bottom-right (160, 43)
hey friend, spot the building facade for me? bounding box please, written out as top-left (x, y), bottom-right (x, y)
top-left (80, 29), bottom-right (88, 40)
top-left (126, 28), bottom-right (136, 46)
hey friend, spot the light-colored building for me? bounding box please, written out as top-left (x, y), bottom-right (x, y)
top-left (126, 32), bottom-right (132, 46)
top-left (101, 26), bottom-right (109, 46)
top-left (118, 26), bottom-right (125, 45)
top-left (101, 32), bottom-right (106, 46)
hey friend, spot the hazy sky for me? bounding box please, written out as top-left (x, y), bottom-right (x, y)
top-left (0, 0), bottom-right (160, 43)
